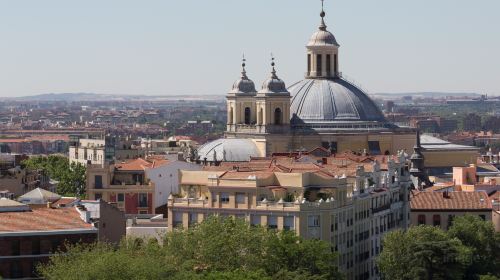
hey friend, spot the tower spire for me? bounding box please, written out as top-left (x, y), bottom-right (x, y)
top-left (319, 0), bottom-right (327, 31)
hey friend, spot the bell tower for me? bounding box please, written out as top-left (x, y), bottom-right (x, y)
top-left (255, 56), bottom-right (291, 134)
top-left (226, 56), bottom-right (257, 133)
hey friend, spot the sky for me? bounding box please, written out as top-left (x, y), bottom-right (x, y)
top-left (0, 0), bottom-right (499, 97)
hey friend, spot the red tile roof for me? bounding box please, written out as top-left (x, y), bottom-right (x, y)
top-left (411, 191), bottom-right (492, 211)
top-left (114, 157), bottom-right (168, 171)
top-left (0, 206), bottom-right (94, 233)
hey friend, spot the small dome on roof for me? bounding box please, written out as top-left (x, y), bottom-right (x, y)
top-left (258, 61), bottom-right (289, 95)
top-left (197, 138), bottom-right (260, 162)
top-left (229, 62), bottom-right (256, 95)
top-left (308, 29), bottom-right (338, 47)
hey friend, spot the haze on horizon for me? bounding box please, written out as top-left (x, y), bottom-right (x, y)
top-left (1, 0), bottom-right (499, 98)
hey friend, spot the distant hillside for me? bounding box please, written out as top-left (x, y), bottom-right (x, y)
top-left (373, 92), bottom-right (482, 98)
top-left (13, 92), bottom-right (224, 102)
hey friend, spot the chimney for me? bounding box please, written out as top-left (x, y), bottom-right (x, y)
top-left (442, 191), bottom-right (450, 199)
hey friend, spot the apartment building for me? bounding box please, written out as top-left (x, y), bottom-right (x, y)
top-left (69, 136), bottom-right (145, 166)
top-left (410, 191), bottom-right (498, 230)
top-left (0, 199), bottom-right (97, 279)
top-left (86, 156), bottom-right (201, 215)
top-left (167, 152), bottom-right (412, 280)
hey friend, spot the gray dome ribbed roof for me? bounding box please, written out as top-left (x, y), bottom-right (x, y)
top-left (258, 66), bottom-right (289, 96)
top-left (230, 77), bottom-right (256, 95)
top-left (229, 68), bottom-right (256, 95)
top-left (197, 138), bottom-right (260, 162)
top-left (289, 78), bottom-right (386, 124)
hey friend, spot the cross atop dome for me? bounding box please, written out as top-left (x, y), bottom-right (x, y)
top-left (319, 0), bottom-right (327, 31)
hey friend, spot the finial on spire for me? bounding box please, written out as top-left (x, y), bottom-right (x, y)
top-left (319, 0), bottom-right (327, 31)
top-left (270, 53), bottom-right (278, 79)
top-left (241, 53), bottom-right (248, 79)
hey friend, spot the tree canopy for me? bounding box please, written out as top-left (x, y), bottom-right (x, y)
top-left (378, 215), bottom-right (500, 280)
top-left (38, 216), bottom-right (343, 280)
top-left (22, 155), bottom-right (86, 197)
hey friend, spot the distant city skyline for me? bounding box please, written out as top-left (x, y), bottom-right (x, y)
top-left (1, 0), bottom-right (499, 97)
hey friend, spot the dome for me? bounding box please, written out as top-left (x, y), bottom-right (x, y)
top-left (289, 78), bottom-right (386, 127)
top-left (230, 77), bottom-right (256, 95)
top-left (308, 29), bottom-right (338, 47)
top-left (197, 138), bottom-right (260, 162)
top-left (258, 66), bottom-right (289, 95)
top-left (229, 68), bottom-right (256, 95)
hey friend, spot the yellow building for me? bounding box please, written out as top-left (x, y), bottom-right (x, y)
top-left (168, 151), bottom-right (412, 280)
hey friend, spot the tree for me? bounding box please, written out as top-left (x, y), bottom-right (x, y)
top-left (38, 217), bottom-right (343, 280)
top-left (22, 155), bottom-right (86, 197)
top-left (447, 215), bottom-right (500, 279)
top-left (378, 225), bottom-right (471, 280)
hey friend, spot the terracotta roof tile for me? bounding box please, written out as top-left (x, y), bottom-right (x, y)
top-left (115, 157), bottom-right (168, 171)
top-left (411, 191), bottom-right (492, 211)
top-left (0, 207), bottom-right (93, 233)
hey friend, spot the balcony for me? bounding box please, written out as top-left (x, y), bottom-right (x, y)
top-left (371, 204), bottom-right (391, 214)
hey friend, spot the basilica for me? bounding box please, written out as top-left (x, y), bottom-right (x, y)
top-left (198, 4), bottom-right (417, 162)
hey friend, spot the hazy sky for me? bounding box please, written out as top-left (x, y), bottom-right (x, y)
top-left (1, 0), bottom-right (499, 97)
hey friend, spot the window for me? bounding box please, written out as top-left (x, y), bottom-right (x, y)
top-left (418, 214), bottom-right (426, 225)
top-left (220, 192), bottom-right (230, 203)
top-left (94, 193), bottom-right (102, 200)
top-left (433, 215), bottom-right (441, 227)
top-left (11, 239), bottom-right (20, 256)
top-left (117, 193), bottom-right (125, 202)
top-left (308, 215), bottom-right (320, 227)
top-left (189, 213), bottom-right (198, 226)
top-left (173, 212), bottom-right (183, 227)
top-left (479, 215), bottom-right (486, 221)
top-left (316, 54), bottom-right (322, 76)
top-left (326, 54), bottom-right (331, 75)
top-left (94, 175), bottom-right (102, 189)
top-left (251, 215), bottom-right (261, 226)
top-left (329, 141), bottom-right (338, 153)
top-left (138, 193), bottom-right (148, 207)
top-left (284, 216), bottom-right (295, 230)
top-left (244, 107), bottom-right (251, 125)
top-left (447, 215), bottom-right (455, 229)
top-left (268, 216), bottom-right (278, 229)
top-left (274, 108), bottom-right (282, 125)
top-left (51, 239), bottom-right (60, 253)
top-left (236, 193), bottom-right (245, 204)
top-left (32, 238), bottom-right (40, 255)
top-left (10, 261), bottom-right (22, 278)
top-left (368, 141), bottom-right (381, 155)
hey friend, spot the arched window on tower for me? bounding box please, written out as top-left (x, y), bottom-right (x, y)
top-left (326, 54), bottom-right (331, 76)
top-left (274, 108), bottom-right (282, 125)
top-left (316, 54), bottom-right (322, 76)
top-left (244, 107), bottom-right (251, 125)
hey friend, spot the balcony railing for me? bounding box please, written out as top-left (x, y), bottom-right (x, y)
top-left (372, 204), bottom-right (391, 214)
